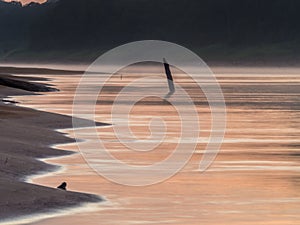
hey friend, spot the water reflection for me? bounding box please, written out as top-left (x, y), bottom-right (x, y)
top-left (12, 66), bottom-right (300, 225)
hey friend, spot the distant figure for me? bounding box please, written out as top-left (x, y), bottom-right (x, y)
top-left (57, 182), bottom-right (67, 190)
top-left (163, 58), bottom-right (175, 98)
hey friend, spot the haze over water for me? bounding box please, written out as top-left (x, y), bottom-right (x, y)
top-left (12, 65), bottom-right (300, 224)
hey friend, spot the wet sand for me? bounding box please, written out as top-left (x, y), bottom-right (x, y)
top-left (0, 69), bottom-right (104, 223)
top-left (8, 66), bottom-right (300, 224)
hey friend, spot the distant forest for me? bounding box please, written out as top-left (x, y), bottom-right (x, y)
top-left (1, 0), bottom-right (300, 64)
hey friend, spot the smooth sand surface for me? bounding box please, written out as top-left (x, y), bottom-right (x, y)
top-left (0, 68), bottom-right (105, 222)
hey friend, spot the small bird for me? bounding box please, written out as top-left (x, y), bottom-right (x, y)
top-left (57, 182), bottom-right (67, 190)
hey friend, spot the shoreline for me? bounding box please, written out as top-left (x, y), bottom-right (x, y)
top-left (2, 64), bottom-right (299, 224)
top-left (0, 68), bottom-right (106, 223)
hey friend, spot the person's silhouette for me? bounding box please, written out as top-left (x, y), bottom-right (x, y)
top-left (57, 182), bottom-right (67, 190)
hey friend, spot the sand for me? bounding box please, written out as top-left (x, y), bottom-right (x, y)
top-left (0, 68), bottom-right (105, 221)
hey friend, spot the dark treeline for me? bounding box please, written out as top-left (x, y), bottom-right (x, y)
top-left (1, 0), bottom-right (300, 63)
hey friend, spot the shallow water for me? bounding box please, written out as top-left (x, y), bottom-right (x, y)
top-left (12, 66), bottom-right (300, 224)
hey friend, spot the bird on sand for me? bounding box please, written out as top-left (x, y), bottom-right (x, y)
top-left (57, 182), bottom-right (67, 190)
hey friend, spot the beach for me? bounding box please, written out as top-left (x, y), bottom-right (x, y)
top-left (0, 64), bottom-right (300, 224)
top-left (0, 67), bottom-right (104, 223)
top-left (1, 0), bottom-right (300, 224)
